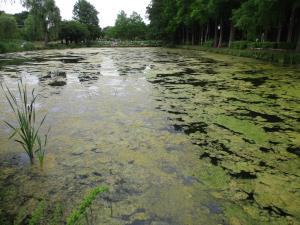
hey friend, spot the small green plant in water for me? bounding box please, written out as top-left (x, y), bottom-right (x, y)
top-left (66, 186), bottom-right (109, 225)
top-left (1, 80), bottom-right (49, 167)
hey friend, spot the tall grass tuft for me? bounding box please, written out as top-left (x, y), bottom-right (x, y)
top-left (1, 79), bottom-right (49, 166)
top-left (66, 186), bottom-right (109, 225)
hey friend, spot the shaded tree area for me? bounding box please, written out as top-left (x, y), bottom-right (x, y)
top-left (147, 0), bottom-right (300, 51)
top-left (103, 11), bottom-right (147, 40)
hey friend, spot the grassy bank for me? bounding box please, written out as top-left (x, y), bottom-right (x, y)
top-left (177, 45), bottom-right (300, 65)
top-left (0, 40), bottom-right (163, 54)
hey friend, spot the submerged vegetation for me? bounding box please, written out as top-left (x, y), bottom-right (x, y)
top-left (1, 80), bottom-right (49, 167)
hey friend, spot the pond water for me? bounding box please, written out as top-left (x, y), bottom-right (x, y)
top-left (0, 48), bottom-right (299, 225)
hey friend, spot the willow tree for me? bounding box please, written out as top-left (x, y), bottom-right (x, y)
top-left (24, 0), bottom-right (61, 45)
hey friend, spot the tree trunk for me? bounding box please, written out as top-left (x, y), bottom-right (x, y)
top-left (213, 20), bottom-right (218, 47)
top-left (191, 26), bottom-right (195, 45)
top-left (186, 28), bottom-right (189, 45)
top-left (276, 21), bottom-right (282, 44)
top-left (201, 27), bottom-right (204, 46)
top-left (228, 22), bottom-right (235, 48)
top-left (205, 23), bottom-right (209, 42)
top-left (218, 19), bottom-right (223, 48)
top-left (182, 27), bottom-right (185, 44)
top-left (287, 3), bottom-right (297, 42)
top-left (44, 30), bottom-right (48, 46)
top-left (43, 21), bottom-right (48, 46)
top-left (296, 30), bottom-right (300, 52)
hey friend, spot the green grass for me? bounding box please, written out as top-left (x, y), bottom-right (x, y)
top-left (1, 80), bottom-right (49, 166)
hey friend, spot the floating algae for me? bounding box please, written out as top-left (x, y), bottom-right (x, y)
top-left (0, 48), bottom-right (299, 225)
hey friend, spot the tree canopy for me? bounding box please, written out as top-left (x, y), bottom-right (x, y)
top-left (73, 0), bottom-right (100, 40)
top-left (147, 0), bottom-right (300, 51)
top-left (24, 0), bottom-right (61, 44)
top-left (103, 11), bottom-right (147, 40)
top-left (0, 13), bottom-right (18, 39)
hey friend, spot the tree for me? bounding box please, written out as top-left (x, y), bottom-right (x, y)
top-left (24, 0), bottom-right (61, 45)
top-left (23, 13), bottom-right (43, 41)
top-left (73, 0), bottom-right (99, 25)
top-left (14, 11), bottom-right (29, 27)
top-left (59, 20), bottom-right (89, 44)
top-left (73, 0), bottom-right (101, 40)
top-left (0, 13), bottom-right (18, 39)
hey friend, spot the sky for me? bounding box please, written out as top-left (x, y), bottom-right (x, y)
top-left (0, 0), bottom-right (151, 28)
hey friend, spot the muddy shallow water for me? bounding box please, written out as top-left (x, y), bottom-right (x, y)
top-left (0, 48), bottom-right (299, 225)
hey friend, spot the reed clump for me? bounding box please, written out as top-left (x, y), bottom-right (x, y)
top-left (1, 80), bottom-right (49, 167)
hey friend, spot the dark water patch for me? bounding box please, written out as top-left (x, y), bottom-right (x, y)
top-left (78, 73), bottom-right (100, 82)
top-left (287, 146), bottom-right (300, 157)
top-left (245, 192), bottom-right (255, 202)
top-left (229, 171), bottom-right (257, 179)
top-left (204, 68), bottom-right (218, 75)
top-left (156, 68), bottom-right (196, 78)
top-left (241, 69), bottom-right (265, 75)
top-left (171, 122), bottom-right (208, 135)
top-left (199, 57), bottom-right (218, 64)
top-left (263, 126), bottom-right (293, 132)
top-left (205, 202), bottom-right (223, 214)
top-left (71, 152), bottom-right (84, 156)
top-left (265, 94), bottom-right (279, 100)
top-left (121, 208), bottom-right (147, 221)
top-left (200, 152), bottom-right (220, 166)
top-left (233, 77), bottom-right (268, 87)
top-left (259, 147), bottom-right (273, 153)
top-left (74, 174), bottom-right (89, 180)
top-left (48, 80), bottom-right (66, 87)
top-left (263, 206), bottom-right (291, 217)
top-left (160, 163), bottom-right (177, 174)
top-left (61, 57), bottom-right (84, 64)
top-left (181, 175), bottom-right (199, 185)
top-left (241, 109), bottom-right (283, 123)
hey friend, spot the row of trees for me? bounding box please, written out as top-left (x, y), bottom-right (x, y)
top-left (0, 0), bottom-right (101, 45)
top-left (147, 0), bottom-right (300, 51)
top-left (103, 11), bottom-right (147, 40)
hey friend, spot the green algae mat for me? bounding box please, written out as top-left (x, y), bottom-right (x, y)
top-left (0, 48), bottom-right (299, 225)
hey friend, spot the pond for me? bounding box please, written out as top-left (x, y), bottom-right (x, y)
top-left (0, 48), bottom-right (299, 225)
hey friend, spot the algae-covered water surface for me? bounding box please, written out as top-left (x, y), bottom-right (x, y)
top-left (0, 48), bottom-right (299, 225)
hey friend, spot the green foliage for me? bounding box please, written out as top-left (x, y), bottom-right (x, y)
top-left (66, 186), bottom-right (108, 225)
top-left (202, 40), bottom-right (213, 47)
top-left (73, 0), bottom-right (101, 40)
top-left (59, 20), bottom-right (90, 44)
top-left (0, 13), bottom-right (18, 40)
top-left (73, 0), bottom-right (99, 26)
top-left (277, 42), bottom-right (297, 50)
top-left (14, 11), bottom-right (29, 27)
top-left (22, 42), bottom-right (36, 51)
top-left (24, 0), bottom-right (61, 44)
top-left (23, 14), bottom-right (44, 41)
top-left (29, 201), bottom-right (46, 225)
top-left (103, 11), bottom-right (147, 40)
top-left (1, 80), bottom-right (49, 166)
top-left (230, 41), bottom-right (250, 49)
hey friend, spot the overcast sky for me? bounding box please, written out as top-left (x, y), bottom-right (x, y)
top-left (0, 0), bottom-right (151, 27)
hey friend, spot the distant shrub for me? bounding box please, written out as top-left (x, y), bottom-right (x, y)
top-left (277, 42), bottom-right (296, 50)
top-left (22, 42), bottom-right (36, 51)
top-left (0, 41), bottom-right (7, 53)
top-left (230, 41), bottom-right (249, 49)
top-left (202, 40), bottom-right (213, 47)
